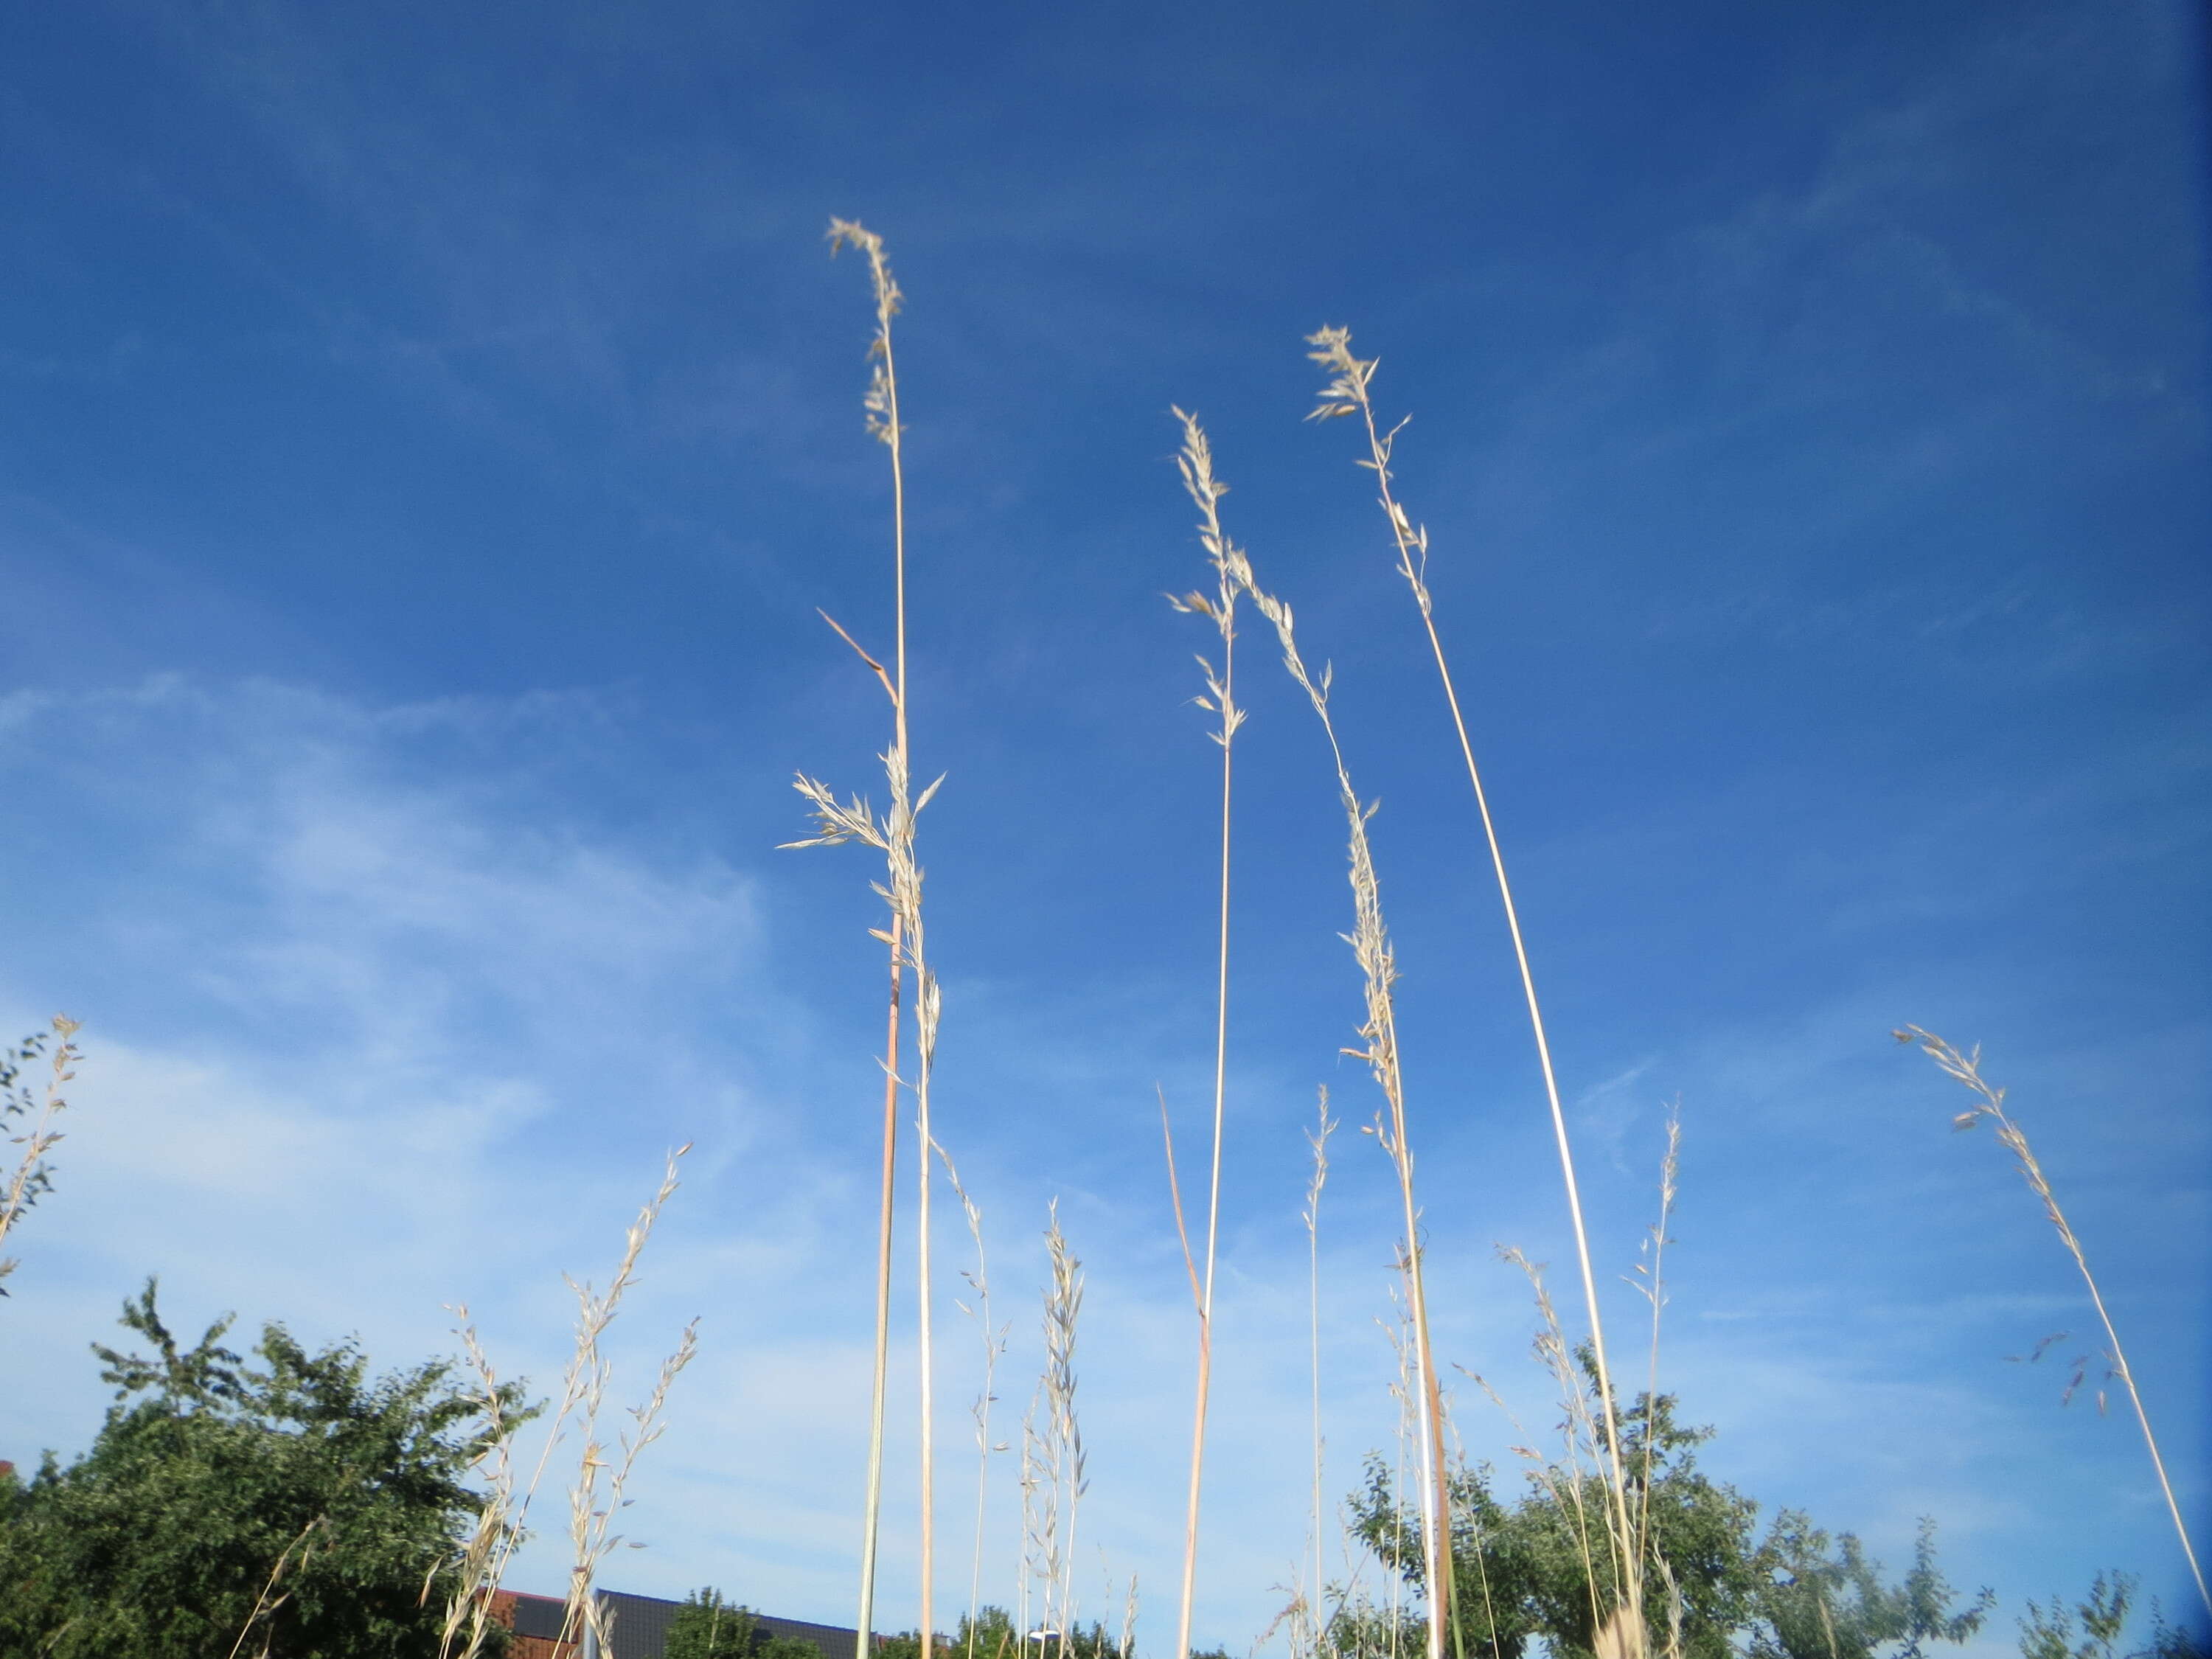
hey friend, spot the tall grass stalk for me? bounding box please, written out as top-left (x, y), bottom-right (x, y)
top-left (805, 215), bottom-right (945, 1659)
top-left (1307, 330), bottom-right (1641, 1641)
top-left (1043, 1207), bottom-right (1090, 1659)
top-left (435, 1151), bottom-right (690, 1658)
top-left (1176, 406), bottom-right (1449, 1659)
top-left (939, 1141), bottom-right (1009, 1659)
top-left (433, 1315), bottom-right (518, 1659)
top-left (1899, 1026), bottom-right (2210, 1618)
top-left (1500, 1246), bottom-right (1610, 1634)
top-left (1630, 1108), bottom-right (1680, 1588)
top-left (1166, 407), bottom-right (1251, 1659)
top-left (558, 1149), bottom-right (700, 1657)
top-left (1020, 1378), bottom-right (1046, 1648)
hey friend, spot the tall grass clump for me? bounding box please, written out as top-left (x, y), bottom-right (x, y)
top-left (1898, 1026), bottom-right (2209, 1618)
top-left (1165, 404), bottom-right (1252, 1659)
top-left (790, 216), bottom-right (949, 1659)
top-left (1307, 330), bottom-right (1641, 1646)
top-left (1172, 408), bottom-right (1455, 1659)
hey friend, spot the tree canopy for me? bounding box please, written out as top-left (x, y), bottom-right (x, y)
top-left (1339, 1377), bottom-right (1990, 1659)
top-left (0, 1278), bottom-right (521, 1659)
top-left (667, 1589), bottom-right (840, 1659)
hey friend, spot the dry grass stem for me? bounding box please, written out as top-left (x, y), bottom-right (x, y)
top-left (938, 1141), bottom-right (1010, 1659)
top-left (1500, 1247), bottom-right (1609, 1634)
top-left (1899, 1026), bottom-right (2209, 1618)
top-left (1304, 1088), bottom-right (1338, 1659)
top-left (227, 1514), bottom-right (328, 1659)
top-left (1309, 328), bottom-right (1639, 1644)
top-left (811, 215), bottom-right (946, 1659)
top-left (1629, 1107), bottom-right (1680, 1587)
top-left (433, 1313), bottom-right (521, 1659)
top-left (1184, 406), bottom-right (1448, 1659)
top-left (1041, 1206), bottom-right (1091, 1659)
top-left (1166, 408), bottom-right (1251, 1659)
top-left (0, 1013), bottom-right (81, 1290)
top-left (557, 1147), bottom-right (698, 1654)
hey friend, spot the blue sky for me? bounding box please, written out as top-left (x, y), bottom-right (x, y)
top-left (2, 0), bottom-right (2207, 1649)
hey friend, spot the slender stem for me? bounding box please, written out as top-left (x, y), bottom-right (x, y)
top-left (1175, 686), bottom-right (1234, 1659)
top-left (827, 218), bottom-right (935, 1659)
top-left (857, 914), bottom-right (905, 1659)
top-left (1235, 532), bottom-right (1449, 1659)
top-left (1310, 332), bottom-right (1638, 1621)
top-left (1169, 412), bottom-right (1244, 1659)
top-left (1305, 1093), bottom-right (1335, 1659)
top-left (872, 250), bottom-right (938, 1659)
top-left (1905, 1029), bottom-right (2210, 1621)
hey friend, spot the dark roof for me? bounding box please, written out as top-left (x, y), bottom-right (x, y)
top-left (506, 1590), bottom-right (863, 1659)
top-left (509, 1593), bottom-right (568, 1641)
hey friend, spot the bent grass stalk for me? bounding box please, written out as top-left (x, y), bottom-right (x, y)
top-left (1166, 406), bottom-right (1250, 1659)
top-left (1898, 1026), bottom-right (2210, 1619)
top-left (1307, 330), bottom-right (1641, 1641)
top-left (1175, 408), bottom-right (1450, 1659)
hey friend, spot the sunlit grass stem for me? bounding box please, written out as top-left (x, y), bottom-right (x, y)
top-left (1175, 407), bottom-right (1450, 1659)
top-left (1899, 1026), bottom-right (2210, 1620)
top-left (1308, 329), bottom-right (1640, 1639)
top-left (1166, 408), bottom-right (1251, 1659)
top-left (557, 1149), bottom-right (700, 1656)
top-left (1305, 1090), bottom-right (1337, 1659)
top-left (812, 217), bottom-right (944, 1659)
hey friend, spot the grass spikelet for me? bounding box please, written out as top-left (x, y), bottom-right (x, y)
top-left (1897, 1026), bottom-right (2210, 1618)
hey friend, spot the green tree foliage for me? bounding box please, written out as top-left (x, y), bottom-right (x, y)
top-left (1752, 1514), bottom-right (1991, 1659)
top-left (1340, 1379), bottom-right (1988, 1659)
top-left (874, 1607), bottom-right (1128, 1659)
top-left (0, 1278), bottom-right (523, 1659)
top-left (2022, 1573), bottom-right (2136, 1659)
top-left (667, 1589), bottom-right (834, 1659)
